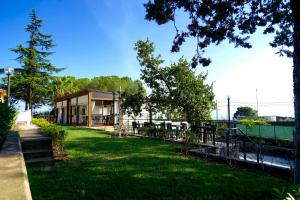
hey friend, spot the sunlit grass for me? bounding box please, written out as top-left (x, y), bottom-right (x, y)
top-left (27, 126), bottom-right (289, 200)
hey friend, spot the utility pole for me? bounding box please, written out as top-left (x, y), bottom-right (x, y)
top-left (226, 96), bottom-right (231, 156)
top-left (118, 86), bottom-right (123, 137)
top-left (215, 100), bottom-right (219, 121)
top-left (227, 96), bottom-right (231, 127)
top-left (256, 88), bottom-right (259, 117)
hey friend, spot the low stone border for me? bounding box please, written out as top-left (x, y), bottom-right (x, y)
top-left (0, 133), bottom-right (32, 200)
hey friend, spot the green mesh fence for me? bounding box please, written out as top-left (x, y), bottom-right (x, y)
top-left (236, 124), bottom-right (294, 141)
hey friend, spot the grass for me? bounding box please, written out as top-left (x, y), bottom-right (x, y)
top-left (27, 126), bottom-right (290, 200)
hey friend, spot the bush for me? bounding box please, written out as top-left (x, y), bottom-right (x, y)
top-left (32, 118), bottom-right (67, 157)
top-left (273, 186), bottom-right (300, 200)
top-left (31, 118), bottom-right (52, 127)
top-left (139, 127), bottom-right (157, 137)
top-left (0, 103), bottom-right (17, 139)
top-left (240, 119), bottom-right (268, 129)
top-left (181, 131), bottom-right (197, 154)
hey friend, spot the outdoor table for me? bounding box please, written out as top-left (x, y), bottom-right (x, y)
top-left (192, 125), bottom-right (216, 144)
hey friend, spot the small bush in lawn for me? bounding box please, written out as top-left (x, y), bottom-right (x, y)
top-left (139, 127), bottom-right (156, 137)
top-left (32, 118), bottom-right (67, 158)
top-left (181, 131), bottom-right (197, 154)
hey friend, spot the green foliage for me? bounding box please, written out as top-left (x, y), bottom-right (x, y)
top-left (50, 75), bottom-right (144, 104)
top-left (181, 131), bottom-right (197, 154)
top-left (51, 76), bottom-right (83, 100)
top-left (32, 118), bottom-right (67, 154)
top-left (0, 103), bottom-right (17, 139)
top-left (10, 10), bottom-right (62, 110)
top-left (234, 106), bottom-right (258, 119)
top-left (121, 80), bottom-right (146, 117)
top-left (240, 119), bottom-right (268, 129)
top-left (144, 1), bottom-right (293, 67)
top-left (138, 126), bottom-right (157, 137)
top-left (273, 186), bottom-right (300, 200)
top-left (134, 39), bottom-right (215, 122)
top-left (31, 118), bottom-right (52, 127)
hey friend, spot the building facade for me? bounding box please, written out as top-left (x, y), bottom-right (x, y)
top-left (0, 89), bottom-right (6, 103)
top-left (55, 89), bottom-right (120, 127)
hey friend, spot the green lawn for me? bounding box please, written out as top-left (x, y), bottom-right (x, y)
top-left (27, 126), bottom-right (290, 200)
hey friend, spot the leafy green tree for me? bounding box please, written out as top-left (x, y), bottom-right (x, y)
top-left (121, 80), bottom-right (146, 118)
top-left (88, 76), bottom-right (137, 93)
top-left (75, 78), bottom-right (90, 90)
top-left (234, 106), bottom-right (258, 119)
top-left (51, 76), bottom-right (80, 100)
top-left (135, 39), bottom-right (215, 123)
top-left (144, 0), bottom-right (300, 183)
top-left (168, 59), bottom-right (215, 122)
top-left (10, 10), bottom-right (62, 110)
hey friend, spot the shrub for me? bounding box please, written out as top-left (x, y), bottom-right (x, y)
top-left (32, 118), bottom-right (67, 157)
top-left (0, 103), bottom-right (17, 139)
top-left (181, 131), bottom-right (197, 154)
top-left (139, 127), bottom-right (157, 137)
top-left (240, 119), bottom-right (268, 129)
top-left (31, 118), bottom-right (52, 127)
top-left (273, 186), bottom-right (300, 200)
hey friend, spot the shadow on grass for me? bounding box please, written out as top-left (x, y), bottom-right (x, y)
top-left (28, 127), bottom-right (290, 200)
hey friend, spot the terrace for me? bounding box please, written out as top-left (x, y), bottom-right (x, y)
top-left (55, 89), bottom-right (120, 127)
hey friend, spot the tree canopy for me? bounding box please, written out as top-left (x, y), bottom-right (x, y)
top-left (121, 80), bottom-right (147, 118)
top-left (144, 0), bottom-right (293, 68)
top-left (234, 106), bottom-right (258, 119)
top-left (51, 75), bottom-right (145, 103)
top-left (10, 10), bottom-right (62, 110)
top-left (134, 39), bottom-right (215, 123)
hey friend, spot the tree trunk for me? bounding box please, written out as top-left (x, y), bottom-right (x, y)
top-left (27, 88), bottom-right (33, 111)
top-left (149, 106), bottom-right (153, 124)
top-left (292, 0), bottom-right (300, 184)
top-left (25, 100), bottom-right (28, 110)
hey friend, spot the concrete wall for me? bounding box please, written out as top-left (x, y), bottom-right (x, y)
top-left (15, 110), bottom-right (32, 126)
top-left (0, 134), bottom-right (32, 200)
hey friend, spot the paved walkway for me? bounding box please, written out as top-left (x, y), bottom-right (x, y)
top-left (18, 124), bottom-right (43, 138)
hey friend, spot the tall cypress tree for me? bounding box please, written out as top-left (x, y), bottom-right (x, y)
top-left (10, 10), bottom-right (62, 110)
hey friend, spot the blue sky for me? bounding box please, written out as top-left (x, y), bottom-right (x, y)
top-left (0, 0), bottom-right (294, 118)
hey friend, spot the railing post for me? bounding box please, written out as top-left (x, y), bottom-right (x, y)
top-left (227, 97), bottom-right (231, 157)
top-left (256, 144), bottom-right (259, 163)
top-left (243, 138), bottom-right (246, 160)
top-left (274, 125), bottom-right (277, 141)
top-left (226, 129), bottom-right (230, 157)
top-left (213, 128), bottom-right (216, 146)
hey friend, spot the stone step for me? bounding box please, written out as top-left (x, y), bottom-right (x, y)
top-left (23, 149), bottom-right (53, 160)
top-left (21, 137), bottom-right (52, 151)
top-left (25, 157), bottom-right (55, 167)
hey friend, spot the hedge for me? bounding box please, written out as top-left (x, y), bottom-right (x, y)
top-left (32, 118), bottom-right (67, 157)
top-left (0, 102), bottom-right (17, 140)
